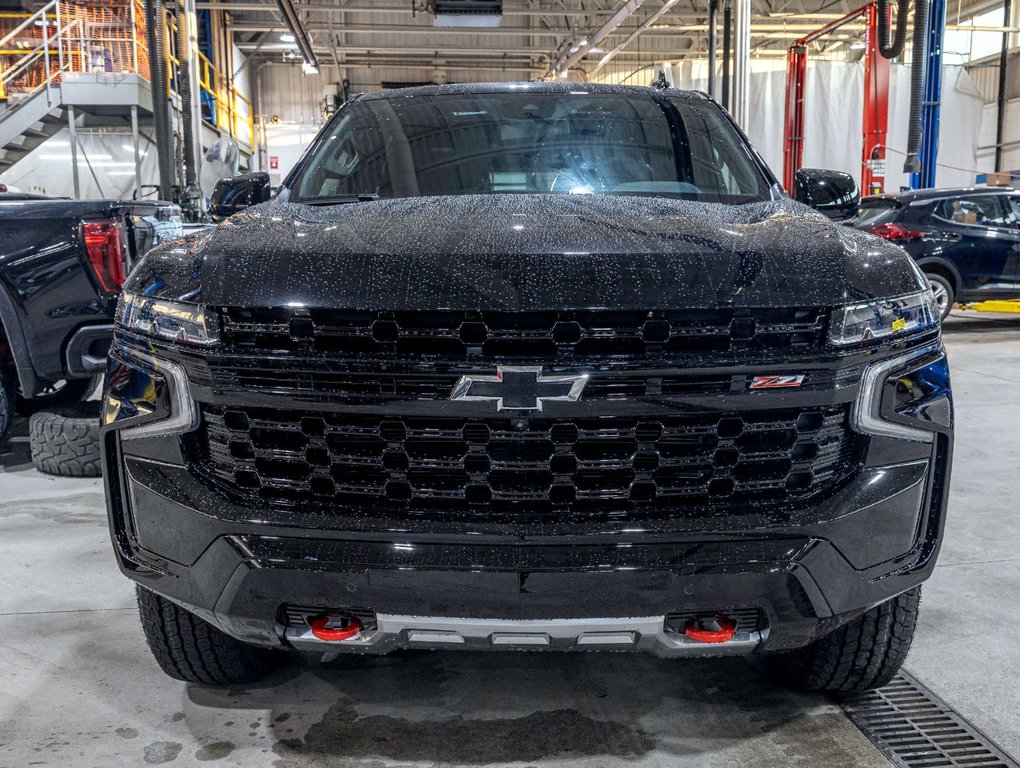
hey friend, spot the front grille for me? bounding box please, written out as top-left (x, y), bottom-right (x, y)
top-left (195, 403), bottom-right (857, 517)
top-left (220, 306), bottom-right (829, 360)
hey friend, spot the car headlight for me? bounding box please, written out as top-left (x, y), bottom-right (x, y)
top-left (116, 292), bottom-right (219, 346)
top-left (828, 290), bottom-right (939, 347)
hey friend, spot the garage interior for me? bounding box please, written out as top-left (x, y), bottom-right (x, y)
top-left (1, 0), bottom-right (1019, 766)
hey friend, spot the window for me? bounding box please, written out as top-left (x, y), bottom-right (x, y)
top-left (933, 195), bottom-right (1009, 227)
top-left (856, 199), bottom-right (900, 228)
top-left (291, 91), bottom-right (772, 204)
top-left (1004, 196), bottom-right (1020, 226)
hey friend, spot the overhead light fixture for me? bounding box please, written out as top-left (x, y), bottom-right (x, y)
top-left (302, 61), bottom-right (319, 74)
top-left (558, 69), bottom-right (568, 78)
top-left (850, 40), bottom-right (866, 49)
top-left (431, 0), bottom-right (503, 27)
top-left (279, 32), bottom-right (295, 43)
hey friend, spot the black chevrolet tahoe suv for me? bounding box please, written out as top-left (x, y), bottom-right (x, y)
top-left (101, 83), bottom-right (952, 694)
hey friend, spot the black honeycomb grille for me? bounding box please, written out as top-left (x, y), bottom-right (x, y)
top-left (220, 307), bottom-right (828, 360)
top-left (195, 403), bottom-right (857, 516)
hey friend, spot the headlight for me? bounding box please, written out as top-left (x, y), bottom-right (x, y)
top-left (828, 290), bottom-right (939, 347)
top-left (116, 292), bottom-right (219, 346)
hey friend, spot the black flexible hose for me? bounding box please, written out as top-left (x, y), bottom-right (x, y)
top-left (903, 0), bottom-right (929, 173)
top-left (876, 0), bottom-right (909, 59)
top-left (144, 0), bottom-right (175, 201)
top-left (177, 15), bottom-right (196, 187)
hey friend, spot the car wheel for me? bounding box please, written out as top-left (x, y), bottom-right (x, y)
top-left (926, 273), bottom-right (954, 320)
top-left (768, 586), bottom-right (920, 695)
top-left (28, 401), bottom-right (102, 477)
top-left (136, 586), bottom-right (279, 685)
top-left (17, 375), bottom-right (100, 416)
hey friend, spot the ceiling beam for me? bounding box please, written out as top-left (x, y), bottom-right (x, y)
top-left (589, 0), bottom-right (681, 74)
top-left (544, 0), bottom-right (649, 78)
top-left (273, 0), bottom-right (318, 69)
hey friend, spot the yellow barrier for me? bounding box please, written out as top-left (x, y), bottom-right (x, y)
top-left (959, 301), bottom-right (1020, 314)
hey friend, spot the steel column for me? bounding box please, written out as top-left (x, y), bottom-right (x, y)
top-left (862, 3), bottom-right (890, 194)
top-left (707, 0), bottom-right (718, 99)
top-left (722, 0), bottom-right (731, 110)
top-left (131, 105), bottom-right (142, 201)
top-left (782, 45), bottom-right (807, 191)
top-left (732, 0), bottom-right (750, 126)
top-left (995, 0), bottom-right (1013, 172)
top-left (68, 105), bottom-right (80, 199)
top-left (915, 0), bottom-right (945, 187)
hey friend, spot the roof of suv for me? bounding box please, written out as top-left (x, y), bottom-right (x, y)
top-left (357, 81), bottom-right (709, 101)
top-left (865, 186), bottom-right (1017, 204)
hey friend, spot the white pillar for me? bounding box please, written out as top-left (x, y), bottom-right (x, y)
top-left (732, 0), bottom-right (751, 128)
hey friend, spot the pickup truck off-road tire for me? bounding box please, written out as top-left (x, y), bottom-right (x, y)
top-left (28, 401), bottom-right (102, 477)
top-left (136, 586), bottom-right (279, 685)
top-left (769, 586), bottom-right (921, 695)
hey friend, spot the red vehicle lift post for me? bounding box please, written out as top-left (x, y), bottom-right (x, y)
top-left (782, 3), bottom-right (889, 194)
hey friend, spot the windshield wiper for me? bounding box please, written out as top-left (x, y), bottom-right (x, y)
top-left (302, 193), bottom-right (379, 206)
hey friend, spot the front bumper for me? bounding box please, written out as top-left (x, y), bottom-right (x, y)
top-left (100, 335), bottom-right (953, 657)
top-left (103, 434), bottom-right (950, 656)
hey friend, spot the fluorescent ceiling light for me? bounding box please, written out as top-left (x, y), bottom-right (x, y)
top-left (279, 32), bottom-right (295, 43)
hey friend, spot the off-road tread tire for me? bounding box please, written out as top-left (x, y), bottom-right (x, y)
top-left (771, 586), bottom-right (921, 695)
top-left (136, 586), bottom-right (277, 685)
top-left (28, 401), bottom-right (101, 477)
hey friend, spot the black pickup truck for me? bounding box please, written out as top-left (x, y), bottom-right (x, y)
top-left (0, 190), bottom-right (182, 442)
top-left (101, 82), bottom-right (952, 694)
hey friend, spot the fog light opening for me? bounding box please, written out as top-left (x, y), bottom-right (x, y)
top-left (683, 616), bottom-right (737, 644)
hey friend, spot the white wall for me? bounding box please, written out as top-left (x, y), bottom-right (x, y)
top-left (0, 129), bottom-right (159, 200)
top-left (665, 59), bottom-right (989, 192)
top-left (261, 122), bottom-right (321, 186)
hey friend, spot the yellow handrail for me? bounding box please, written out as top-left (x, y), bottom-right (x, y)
top-left (196, 49), bottom-right (253, 148)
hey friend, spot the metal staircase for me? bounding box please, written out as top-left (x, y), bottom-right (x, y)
top-left (0, 92), bottom-right (67, 173)
top-left (0, 0), bottom-right (152, 174)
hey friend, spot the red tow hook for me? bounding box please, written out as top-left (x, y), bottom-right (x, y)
top-left (309, 614), bottom-right (363, 642)
top-left (683, 616), bottom-right (737, 644)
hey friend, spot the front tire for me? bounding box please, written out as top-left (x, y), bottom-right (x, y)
top-left (926, 273), bottom-right (955, 321)
top-left (28, 401), bottom-right (102, 477)
top-left (136, 586), bottom-right (279, 685)
top-left (769, 586), bottom-right (920, 695)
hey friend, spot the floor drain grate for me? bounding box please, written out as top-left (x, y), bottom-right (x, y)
top-left (840, 669), bottom-right (1019, 768)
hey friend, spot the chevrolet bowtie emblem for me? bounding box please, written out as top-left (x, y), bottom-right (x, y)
top-left (450, 366), bottom-right (590, 411)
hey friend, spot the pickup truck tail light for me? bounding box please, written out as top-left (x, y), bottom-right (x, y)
top-left (867, 223), bottom-right (923, 242)
top-left (82, 220), bottom-right (127, 294)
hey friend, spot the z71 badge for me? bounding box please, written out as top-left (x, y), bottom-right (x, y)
top-left (749, 375), bottom-right (806, 389)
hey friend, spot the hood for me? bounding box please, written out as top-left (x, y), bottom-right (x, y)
top-left (126, 194), bottom-right (924, 310)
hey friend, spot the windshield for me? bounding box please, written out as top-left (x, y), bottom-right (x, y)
top-left (288, 91), bottom-right (772, 204)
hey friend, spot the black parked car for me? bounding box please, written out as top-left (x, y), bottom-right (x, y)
top-left (101, 83), bottom-right (952, 694)
top-left (856, 187), bottom-right (1020, 319)
top-left (0, 191), bottom-right (181, 447)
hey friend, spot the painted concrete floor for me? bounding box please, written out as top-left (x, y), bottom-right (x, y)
top-left (0, 312), bottom-right (1018, 768)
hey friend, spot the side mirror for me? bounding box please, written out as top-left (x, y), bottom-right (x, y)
top-left (793, 168), bottom-right (860, 222)
top-left (208, 172), bottom-right (271, 222)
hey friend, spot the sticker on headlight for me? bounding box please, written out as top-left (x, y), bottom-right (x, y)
top-left (749, 375), bottom-right (805, 389)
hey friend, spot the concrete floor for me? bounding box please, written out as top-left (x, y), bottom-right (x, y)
top-left (0, 312), bottom-right (1018, 768)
